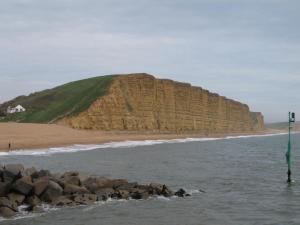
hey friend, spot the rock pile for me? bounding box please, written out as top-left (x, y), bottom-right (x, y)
top-left (0, 164), bottom-right (190, 218)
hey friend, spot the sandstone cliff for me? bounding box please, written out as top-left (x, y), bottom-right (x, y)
top-left (61, 73), bottom-right (264, 134)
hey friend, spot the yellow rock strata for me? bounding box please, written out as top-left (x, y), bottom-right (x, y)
top-left (61, 74), bottom-right (264, 133)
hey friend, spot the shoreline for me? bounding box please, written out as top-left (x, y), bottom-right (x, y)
top-left (0, 122), bottom-right (286, 152)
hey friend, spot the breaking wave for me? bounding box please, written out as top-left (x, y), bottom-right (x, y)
top-left (0, 204), bottom-right (59, 222)
top-left (0, 132), bottom-right (288, 157)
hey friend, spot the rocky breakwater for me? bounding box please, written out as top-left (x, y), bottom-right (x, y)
top-left (0, 164), bottom-right (190, 218)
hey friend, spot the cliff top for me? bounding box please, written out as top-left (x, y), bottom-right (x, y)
top-left (114, 73), bottom-right (249, 108)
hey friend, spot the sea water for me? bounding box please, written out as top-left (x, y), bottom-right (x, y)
top-left (0, 133), bottom-right (300, 225)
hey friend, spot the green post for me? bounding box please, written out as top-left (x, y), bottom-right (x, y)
top-left (286, 111), bottom-right (295, 183)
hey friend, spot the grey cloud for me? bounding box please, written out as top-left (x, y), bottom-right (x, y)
top-left (0, 0), bottom-right (299, 122)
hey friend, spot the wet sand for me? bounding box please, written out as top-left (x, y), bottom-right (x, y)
top-left (0, 122), bottom-right (277, 151)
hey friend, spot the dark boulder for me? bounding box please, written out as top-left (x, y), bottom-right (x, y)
top-left (31, 170), bottom-right (51, 180)
top-left (73, 194), bottom-right (97, 205)
top-left (53, 196), bottom-right (75, 207)
top-left (78, 175), bottom-right (89, 185)
top-left (170, 188), bottom-right (191, 197)
top-left (63, 184), bottom-right (89, 195)
top-left (62, 175), bottom-right (81, 186)
top-left (82, 178), bottom-right (128, 191)
top-left (149, 183), bottom-right (163, 193)
top-left (116, 182), bottom-right (138, 191)
top-left (2, 164), bottom-right (24, 183)
top-left (8, 192), bottom-right (25, 205)
top-left (174, 188), bottom-right (186, 197)
top-left (82, 177), bottom-right (110, 193)
top-left (117, 189), bottom-right (130, 199)
top-left (12, 176), bottom-right (33, 195)
top-left (161, 185), bottom-right (173, 197)
top-left (33, 177), bottom-right (49, 196)
top-left (130, 192), bottom-right (142, 199)
top-left (0, 197), bottom-right (18, 211)
top-left (81, 177), bottom-right (97, 192)
top-left (40, 181), bottom-right (63, 203)
top-left (0, 182), bottom-right (11, 197)
top-left (130, 188), bottom-right (149, 200)
top-left (104, 179), bottom-right (129, 189)
top-left (136, 184), bottom-right (151, 192)
top-left (0, 206), bottom-right (16, 218)
top-left (50, 177), bottom-right (66, 189)
top-left (0, 166), bottom-right (3, 181)
top-left (25, 195), bottom-right (41, 207)
top-left (94, 188), bottom-right (115, 201)
top-left (149, 183), bottom-right (173, 197)
top-left (149, 183), bottom-right (164, 195)
top-left (4, 164), bottom-right (24, 175)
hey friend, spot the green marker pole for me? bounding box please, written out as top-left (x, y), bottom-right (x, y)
top-left (287, 112), bottom-right (292, 183)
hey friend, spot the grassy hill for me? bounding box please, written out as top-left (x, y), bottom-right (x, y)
top-left (0, 75), bottom-right (115, 123)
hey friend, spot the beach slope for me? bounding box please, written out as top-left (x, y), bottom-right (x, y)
top-left (0, 122), bottom-right (273, 152)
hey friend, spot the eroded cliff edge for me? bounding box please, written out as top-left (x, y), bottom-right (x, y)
top-left (61, 73), bottom-right (264, 134)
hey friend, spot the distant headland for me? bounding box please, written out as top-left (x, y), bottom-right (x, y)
top-left (0, 73), bottom-right (265, 133)
top-left (0, 73), bottom-right (266, 151)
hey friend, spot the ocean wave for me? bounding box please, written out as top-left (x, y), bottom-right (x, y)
top-left (0, 132), bottom-right (290, 157)
top-left (0, 204), bottom-right (58, 222)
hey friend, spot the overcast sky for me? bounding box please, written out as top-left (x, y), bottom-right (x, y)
top-left (0, 0), bottom-right (299, 122)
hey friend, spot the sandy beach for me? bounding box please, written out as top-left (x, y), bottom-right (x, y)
top-left (0, 122), bottom-right (279, 152)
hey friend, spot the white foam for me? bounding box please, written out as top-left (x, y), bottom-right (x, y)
top-left (186, 189), bottom-right (202, 195)
top-left (0, 132), bottom-right (291, 157)
top-left (156, 196), bottom-right (171, 201)
top-left (0, 203), bottom-right (58, 221)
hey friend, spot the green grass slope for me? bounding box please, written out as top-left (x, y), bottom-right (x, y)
top-left (0, 75), bottom-right (115, 123)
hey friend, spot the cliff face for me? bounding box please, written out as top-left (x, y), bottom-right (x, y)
top-left (62, 74), bottom-right (264, 133)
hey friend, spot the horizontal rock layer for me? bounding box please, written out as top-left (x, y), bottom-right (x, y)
top-left (63, 74), bottom-right (264, 133)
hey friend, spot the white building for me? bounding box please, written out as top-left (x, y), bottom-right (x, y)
top-left (7, 105), bottom-right (26, 114)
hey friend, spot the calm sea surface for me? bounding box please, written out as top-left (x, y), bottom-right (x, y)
top-left (1, 133), bottom-right (300, 225)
